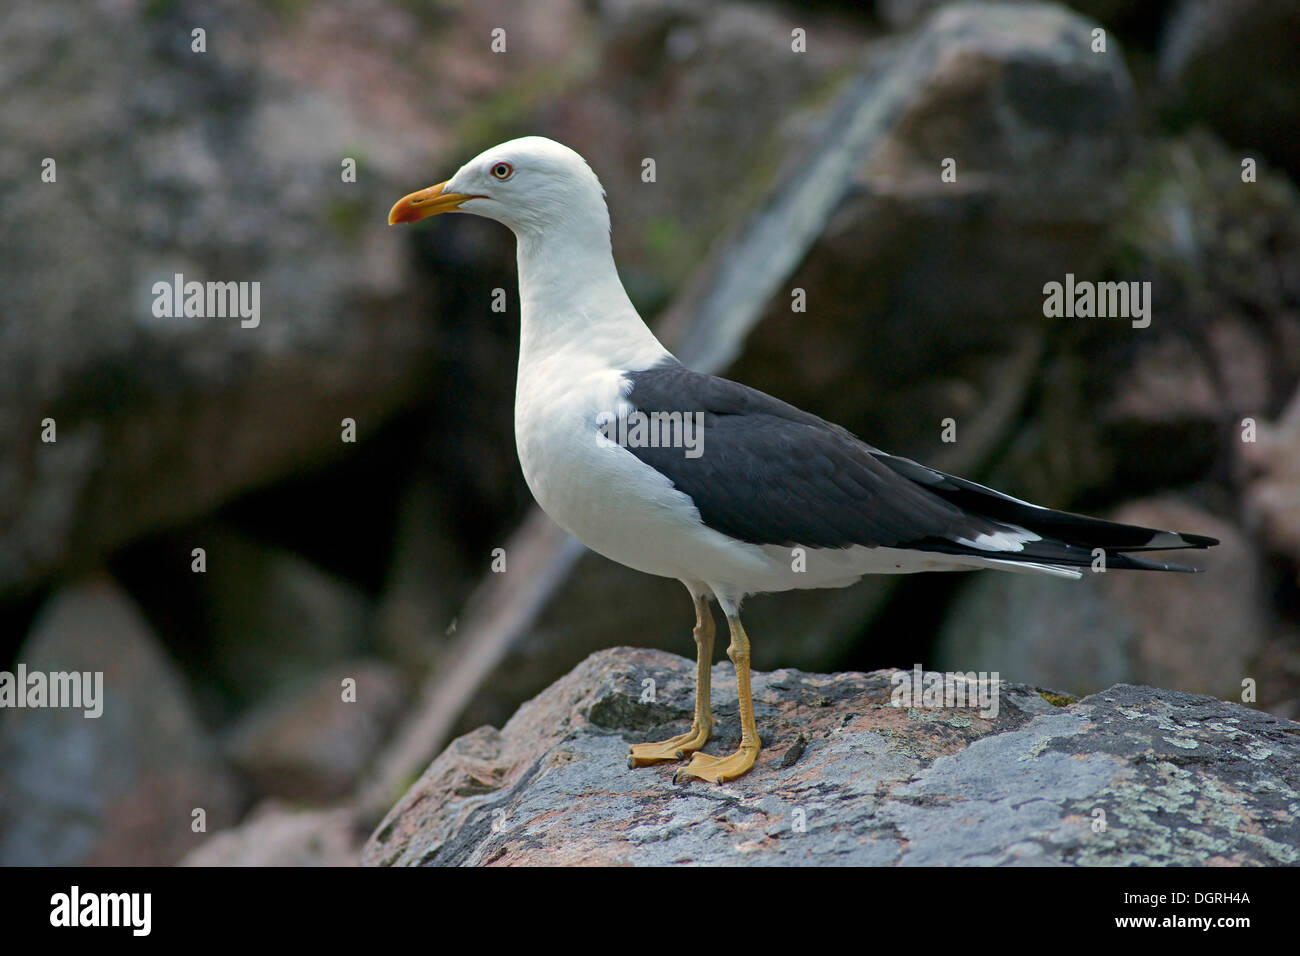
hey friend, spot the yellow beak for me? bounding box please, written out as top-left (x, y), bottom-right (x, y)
top-left (387, 181), bottom-right (482, 225)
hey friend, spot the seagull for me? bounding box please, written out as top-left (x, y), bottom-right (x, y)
top-left (388, 136), bottom-right (1219, 785)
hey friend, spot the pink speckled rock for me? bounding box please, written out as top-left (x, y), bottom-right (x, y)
top-left (363, 647), bottom-right (1300, 866)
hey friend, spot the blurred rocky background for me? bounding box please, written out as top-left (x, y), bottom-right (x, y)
top-left (1, 0), bottom-right (1297, 865)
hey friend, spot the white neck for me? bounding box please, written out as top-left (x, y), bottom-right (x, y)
top-left (514, 226), bottom-right (670, 373)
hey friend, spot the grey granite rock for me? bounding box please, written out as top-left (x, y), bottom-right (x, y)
top-left (363, 647), bottom-right (1300, 866)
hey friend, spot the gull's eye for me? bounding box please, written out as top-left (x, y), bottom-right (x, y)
top-left (490, 162), bottom-right (513, 181)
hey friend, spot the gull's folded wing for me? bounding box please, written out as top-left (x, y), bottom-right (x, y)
top-left (621, 359), bottom-right (1217, 572)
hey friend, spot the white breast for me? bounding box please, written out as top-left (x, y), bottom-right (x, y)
top-left (514, 346), bottom-right (718, 579)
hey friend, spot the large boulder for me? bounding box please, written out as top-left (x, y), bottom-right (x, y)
top-left (181, 801), bottom-right (362, 867)
top-left (224, 660), bottom-right (408, 803)
top-left (1160, 0), bottom-right (1300, 178)
top-left (0, 0), bottom-right (589, 597)
top-left (726, 0), bottom-right (1136, 464)
top-left (0, 578), bottom-right (243, 865)
top-left (363, 648), bottom-right (1300, 866)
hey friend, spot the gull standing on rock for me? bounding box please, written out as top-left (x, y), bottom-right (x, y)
top-left (388, 136), bottom-right (1218, 784)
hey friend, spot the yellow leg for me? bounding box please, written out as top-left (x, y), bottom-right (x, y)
top-left (628, 594), bottom-right (715, 766)
top-left (674, 613), bottom-right (760, 784)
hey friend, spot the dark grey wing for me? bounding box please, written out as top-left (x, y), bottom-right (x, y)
top-left (621, 359), bottom-right (1004, 549)
top-left (622, 358), bottom-right (1218, 571)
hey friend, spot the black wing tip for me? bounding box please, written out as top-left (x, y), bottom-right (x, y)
top-left (1127, 530), bottom-right (1219, 553)
top-left (870, 452), bottom-right (1224, 555)
top-left (1064, 528), bottom-right (1220, 554)
top-left (1109, 551), bottom-right (1208, 573)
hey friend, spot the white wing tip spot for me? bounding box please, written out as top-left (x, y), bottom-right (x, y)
top-left (954, 526), bottom-right (1041, 552)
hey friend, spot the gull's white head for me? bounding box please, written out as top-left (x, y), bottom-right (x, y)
top-left (388, 136), bottom-right (610, 244)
